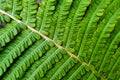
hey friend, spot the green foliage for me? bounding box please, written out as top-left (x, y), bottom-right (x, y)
top-left (0, 0), bottom-right (120, 80)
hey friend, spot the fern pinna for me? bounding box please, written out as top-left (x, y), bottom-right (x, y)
top-left (0, 0), bottom-right (120, 80)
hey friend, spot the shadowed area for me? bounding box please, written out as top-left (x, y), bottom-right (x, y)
top-left (38, 0), bottom-right (41, 4)
top-left (0, 22), bottom-right (6, 28)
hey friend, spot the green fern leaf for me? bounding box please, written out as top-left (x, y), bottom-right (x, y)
top-left (0, 0), bottom-right (120, 80)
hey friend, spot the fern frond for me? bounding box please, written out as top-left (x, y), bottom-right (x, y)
top-left (36, 0), bottom-right (49, 30)
top-left (1, 40), bottom-right (54, 80)
top-left (0, 0), bottom-right (22, 23)
top-left (66, 0), bottom-right (91, 53)
top-left (67, 65), bottom-right (87, 80)
top-left (62, 0), bottom-right (81, 47)
top-left (83, 0), bottom-right (120, 63)
top-left (28, 49), bottom-right (66, 79)
top-left (0, 30), bottom-right (40, 76)
top-left (87, 73), bottom-right (97, 80)
top-left (50, 57), bottom-right (77, 79)
top-left (78, 0), bottom-right (113, 62)
top-left (20, 0), bottom-right (38, 27)
top-left (89, 8), bottom-right (120, 70)
top-left (39, 0), bottom-right (57, 35)
top-left (0, 14), bottom-right (10, 24)
top-left (21, 47), bottom-right (57, 80)
top-left (107, 56), bottom-right (120, 80)
top-left (53, 0), bottom-right (73, 45)
top-left (0, 21), bottom-right (23, 48)
top-left (0, 0), bottom-right (120, 79)
top-left (99, 32), bottom-right (120, 77)
top-left (62, 61), bottom-right (81, 80)
top-left (75, 0), bottom-right (105, 52)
